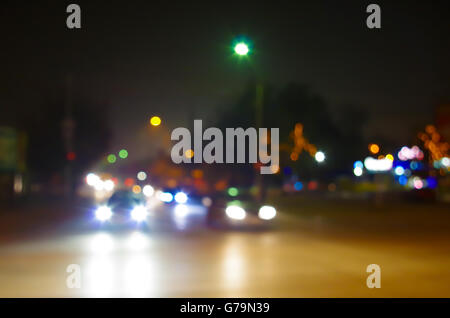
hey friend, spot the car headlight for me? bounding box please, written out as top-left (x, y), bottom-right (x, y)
top-left (95, 206), bottom-right (112, 221)
top-left (258, 205), bottom-right (276, 220)
top-left (174, 192), bottom-right (188, 204)
top-left (158, 191), bottom-right (173, 203)
top-left (131, 205), bottom-right (148, 222)
top-left (225, 205), bottom-right (246, 220)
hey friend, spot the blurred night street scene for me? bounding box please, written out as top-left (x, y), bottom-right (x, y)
top-left (0, 0), bottom-right (449, 298)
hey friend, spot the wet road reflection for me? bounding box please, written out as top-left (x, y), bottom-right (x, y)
top-left (0, 205), bottom-right (450, 297)
top-left (83, 231), bottom-right (155, 297)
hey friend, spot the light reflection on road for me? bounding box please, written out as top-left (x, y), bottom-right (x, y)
top-left (1, 207), bottom-right (450, 297)
top-left (83, 231), bottom-right (156, 297)
top-left (222, 236), bottom-right (246, 292)
top-left (85, 255), bottom-right (115, 297)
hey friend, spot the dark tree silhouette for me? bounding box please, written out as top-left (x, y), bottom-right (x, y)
top-left (216, 82), bottom-right (368, 182)
top-left (22, 97), bottom-right (111, 188)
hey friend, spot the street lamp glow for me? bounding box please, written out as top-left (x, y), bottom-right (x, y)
top-left (150, 116), bottom-right (161, 126)
top-left (137, 171), bottom-right (147, 181)
top-left (234, 42), bottom-right (249, 56)
top-left (315, 151), bottom-right (325, 163)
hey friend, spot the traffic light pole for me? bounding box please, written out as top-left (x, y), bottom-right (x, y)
top-left (255, 83), bottom-right (266, 203)
top-left (62, 74), bottom-right (75, 198)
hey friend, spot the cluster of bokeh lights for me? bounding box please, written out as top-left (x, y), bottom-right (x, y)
top-left (352, 140), bottom-right (444, 191)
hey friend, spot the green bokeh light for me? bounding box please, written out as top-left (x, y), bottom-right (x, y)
top-left (119, 149), bottom-right (128, 159)
top-left (227, 200), bottom-right (242, 207)
top-left (228, 187), bottom-right (239, 197)
top-left (234, 42), bottom-right (249, 56)
top-left (107, 154), bottom-right (117, 164)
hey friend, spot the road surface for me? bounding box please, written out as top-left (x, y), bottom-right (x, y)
top-left (0, 199), bottom-right (449, 297)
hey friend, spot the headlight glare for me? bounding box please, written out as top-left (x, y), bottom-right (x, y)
top-left (158, 191), bottom-right (173, 203)
top-left (225, 205), bottom-right (246, 220)
top-left (174, 192), bottom-right (188, 204)
top-left (95, 206), bottom-right (112, 221)
top-left (131, 205), bottom-right (148, 222)
top-left (258, 205), bottom-right (277, 220)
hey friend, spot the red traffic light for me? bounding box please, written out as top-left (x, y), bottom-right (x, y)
top-left (66, 152), bottom-right (76, 161)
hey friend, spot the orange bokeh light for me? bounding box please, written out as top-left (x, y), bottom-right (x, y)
top-left (132, 185), bottom-right (141, 194)
top-left (185, 149), bottom-right (194, 159)
top-left (369, 143), bottom-right (380, 154)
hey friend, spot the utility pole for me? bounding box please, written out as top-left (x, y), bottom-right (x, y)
top-left (255, 83), bottom-right (266, 202)
top-left (62, 74), bottom-right (75, 198)
top-left (232, 39), bottom-right (267, 202)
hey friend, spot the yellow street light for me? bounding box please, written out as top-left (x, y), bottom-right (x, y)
top-left (150, 116), bottom-right (161, 126)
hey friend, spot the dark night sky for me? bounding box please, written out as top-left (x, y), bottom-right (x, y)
top-left (1, 0), bottom-right (449, 160)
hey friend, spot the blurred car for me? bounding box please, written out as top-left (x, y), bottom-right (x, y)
top-left (157, 187), bottom-right (196, 205)
top-left (206, 192), bottom-right (277, 230)
top-left (93, 189), bottom-right (150, 228)
top-left (155, 187), bottom-right (178, 204)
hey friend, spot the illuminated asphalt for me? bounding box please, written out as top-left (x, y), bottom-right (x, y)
top-left (0, 202), bottom-right (449, 297)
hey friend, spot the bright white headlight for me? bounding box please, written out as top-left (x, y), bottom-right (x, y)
top-left (131, 205), bottom-right (148, 222)
top-left (225, 206), bottom-right (246, 220)
top-left (95, 206), bottom-right (112, 221)
top-left (258, 205), bottom-right (276, 220)
top-left (174, 192), bottom-right (188, 204)
top-left (158, 191), bottom-right (173, 203)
